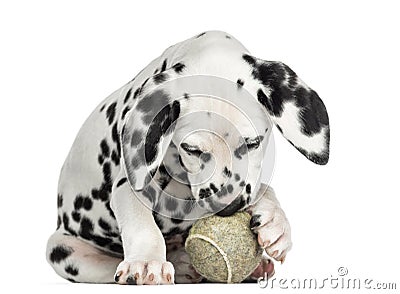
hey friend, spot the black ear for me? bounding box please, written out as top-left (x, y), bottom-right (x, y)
top-left (243, 54), bottom-right (330, 165)
top-left (121, 67), bottom-right (183, 191)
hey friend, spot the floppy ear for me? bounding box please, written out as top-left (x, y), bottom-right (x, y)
top-left (243, 54), bottom-right (330, 165)
top-left (121, 68), bottom-right (183, 191)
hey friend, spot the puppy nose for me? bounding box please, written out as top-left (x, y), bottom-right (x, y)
top-left (216, 196), bottom-right (245, 217)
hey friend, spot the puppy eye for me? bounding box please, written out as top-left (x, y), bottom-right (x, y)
top-left (245, 136), bottom-right (264, 150)
top-left (180, 143), bottom-right (203, 157)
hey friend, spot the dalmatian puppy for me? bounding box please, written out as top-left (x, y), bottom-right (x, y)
top-left (46, 31), bottom-right (329, 285)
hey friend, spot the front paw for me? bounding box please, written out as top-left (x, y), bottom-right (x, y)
top-left (114, 260), bottom-right (175, 285)
top-left (250, 207), bottom-right (292, 263)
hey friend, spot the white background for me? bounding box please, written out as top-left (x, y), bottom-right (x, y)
top-left (0, 0), bottom-right (399, 293)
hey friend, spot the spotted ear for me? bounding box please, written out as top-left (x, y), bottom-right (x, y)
top-left (121, 69), bottom-right (184, 191)
top-left (243, 54), bottom-right (330, 165)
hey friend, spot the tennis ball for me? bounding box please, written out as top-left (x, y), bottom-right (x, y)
top-left (185, 212), bottom-right (263, 283)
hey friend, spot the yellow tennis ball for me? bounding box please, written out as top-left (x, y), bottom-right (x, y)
top-left (185, 212), bottom-right (263, 283)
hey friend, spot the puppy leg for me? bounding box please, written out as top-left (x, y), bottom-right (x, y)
top-left (247, 184), bottom-right (292, 263)
top-left (46, 230), bottom-right (121, 283)
top-left (111, 172), bottom-right (174, 285)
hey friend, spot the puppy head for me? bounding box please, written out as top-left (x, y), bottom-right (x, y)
top-left (172, 95), bottom-right (271, 215)
top-left (122, 55), bottom-right (330, 216)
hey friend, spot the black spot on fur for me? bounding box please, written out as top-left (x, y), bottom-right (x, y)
top-left (91, 186), bottom-right (108, 202)
top-left (111, 123), bottom-right (121, 156)
top-left (223, 166), bottom-right (232, 178)
top-left (209, 183), bottom-right (219, 193)
top-left (111, 150), bottom-right (120, 166)
top-left (98, 154), bottom-right (104, 165)
top-left (57, 215), bottom-right (61, 229)
top-left (200, 152), bottom-right (211, 162)
top-left (121, 106), bottom-right (130, 120)
top-left (225, 35), bottom-right (231, 39)
top-left (100, 139), bottom-right (110, 157)
top-left (116, 177), bottom-right (127, 188)
top-left (237, 79), bottom-right (244, 87)
top-left (79, 217), bottom-right (94, 240)
top-left (242, 54), bottom-right (256, 66)
top-left (161, 59), bottom-right (167, 72)
top-left (173, 63), bottom-right (185, 73)
top-left (67, 278), bottom-right (76, 283)
top-left (227, 184), bottom-right (234, 193)
top-left (105, 231), bottom-right (119, 238)
top-left (105, 201), bottom-right (116, 219)
top-left (141, 78), bottom-right (149, 90)
top-left (103, 162), bottom-right (112, 185)
top-left (299, 90), bottom-right (329, 136)
top-left (57, 194), bottom-right (63, 208)
top-left (234, 174), bottom-right (240, 181)
top-left (49, 245), bottom-right (74, 264)
top-left (83, 197), bottom-right (93, 210)
top-left (65, 265), bottom-right (79, 276)
top-left (143, 98), bottom-right (180, 165)
top-left (74, 195), bottom-right (84, 210)
top-left (92, 235), bottom-right (112, 246)
top-left (109, 243), bottom-right (123, 254)
top-left (234, 142), bottom-right (247, 159)
top-left (158, 164), bottom-right (172, 190)
top-left (133, 88), bottom-right (141, 99)
top-left (199, 188), bottom-right (211, 199)
top-left (100, 104), bottom-right (106, 112)
top-left (257, 89), bottom-right (274, 115)
top-left (246, 183), bottom-right (252, 194)
top-left (106, 102), bottom-right (117, 125)
top-left (246, 136), bottom-right (264, 150)
top-left (123, 88), bottom-right (132, 104)
top-left (62, 213), bottom-right (77, 236)
top-left (98, 218), bottom-right (111, 232)
top-left (72, 211), bottom-right (81, 222)
top-left (153, 72), bottom-right (168, 84)
top-left (239, 181), bottom-right (246, 187)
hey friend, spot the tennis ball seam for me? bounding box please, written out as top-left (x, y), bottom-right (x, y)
top-left (185, 233), bottom-right (233, 283)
